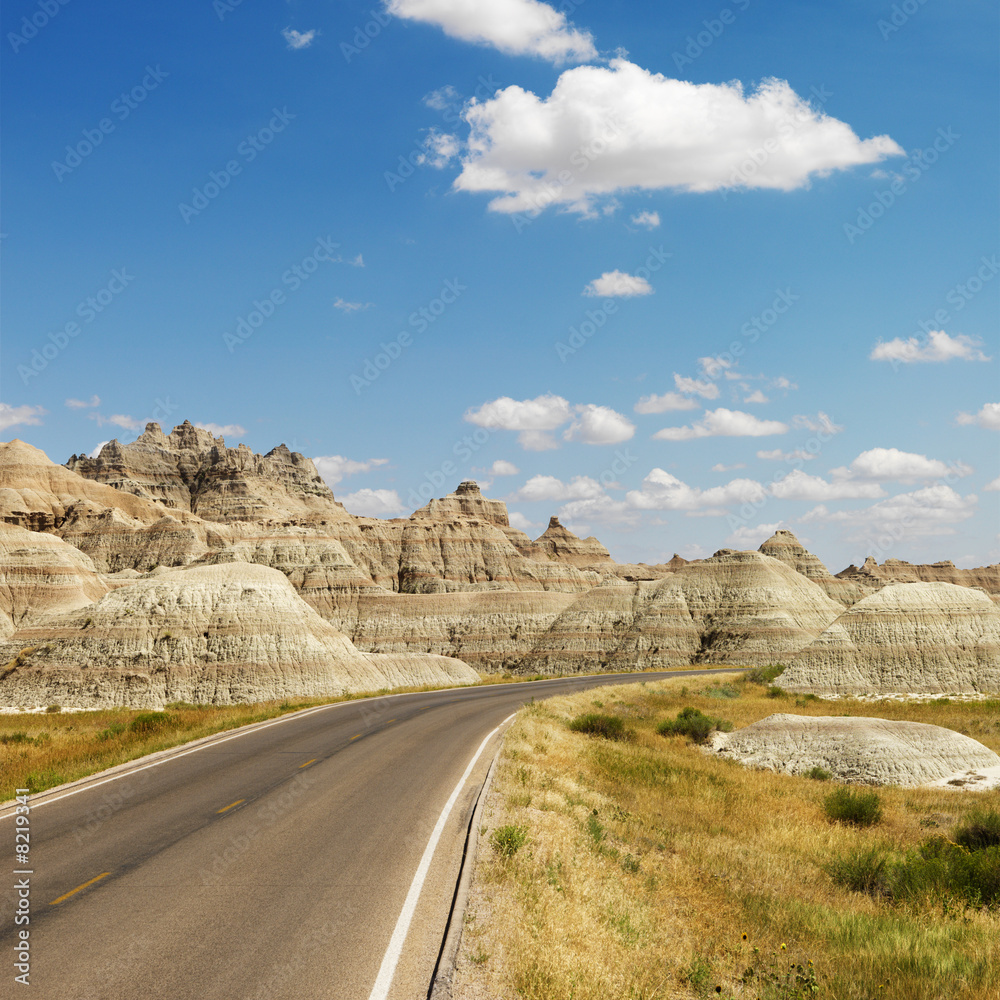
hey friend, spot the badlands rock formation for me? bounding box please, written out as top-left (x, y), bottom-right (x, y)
top-left (836, 555), bottom-right (1000, 600)
top-left (1, 423), bottom-right (997, 704)
top-left (781, 583), bottom-right (1000, 695)
top-left (707, 713), bottom-right (1000, 787)
top-left (0, 563), bottom-right (477, 709)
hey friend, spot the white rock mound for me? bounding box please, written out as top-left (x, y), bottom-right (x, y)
top-left (707, 713), bottom-right (1000, 787)
top-left (780, 582), bottom-right (1000, 695)
top-left (0, 563), bottom-right (478, 709)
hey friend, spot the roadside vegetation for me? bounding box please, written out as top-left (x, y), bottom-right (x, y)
top-left (454, 672), bottom-right (1000, 1000)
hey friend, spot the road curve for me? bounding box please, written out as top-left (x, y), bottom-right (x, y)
top-left (0, 669), bottom-right (734, 999)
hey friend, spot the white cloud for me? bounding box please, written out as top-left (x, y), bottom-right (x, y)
top-left (313, 455), bottom-right (389, 486)
top-left (583, 270), bottom-right (653, 298)
top-left (726, 522), bottom-right (783, 549)
top-left (424, 85), bottom-right (461, 111)
top-left (630, 210), bottom-right (660, 229)
top-left (65, 395), bottom-right (100, 409)
top-left (956, 403), bottom-right (1000, 430)
top-left (464, 393), bottom-right (572, 450)
top-left (634, 391), bottom-right (699, 414)
top-left (771, 376), bottom-right (798, 391)
top-left (507, 511), bottom-right (539, 533)
top-left (282, 27), bottom-right (317, 49)
top-left (385, 0), bottom-right (597, 64)
top-left (338, 488), bottom-right (407, 517)
top-left (654, 408), bottom-right (788, 441)
top-left (870, 330), bottom-right (991, 364)
top-left (89, 440), bottom-right (110, 458)
top-left (757, 448), bottom-right (817, 463)
top-left (509, 474), bottom-right (604, 503)
top-left (984, 476), bottom-right (1000, 492)
top-left (800, 485), bottom-right (977, 539)
top-left (87, 412), bottom-right (142, 430)
top-left (792, 412), bottom-right (844, 435)
top-left (453, 60), bottom-right (902, 215)
top-left (627, 468), bottom-right (766, 510)
top-left (333, 298), bottom-right (372, 313)
top-left (419, 130), bottom-right (462, 168)
top-left (769, 470), bottom-right (886, 501)
top-left (195, 422), bottom-right (246, 439)
top-left (558, 495), bottom-right (638, 528)
top-left (0, 403), bottom-right (46, 433)
top-left (712, 462), bottom-right (746, 472)
top-left (831, 447), bottom-right (972, 484)
top-left (698, 356), bottom-right (739, 380)
top-left (488, 459), bottom-right (520, 476)
top-left (563, 404), bottom-right (634, 445)
top-left (743, 389), bottom-right (769, 404)
top-left (673, 373), bottom-right (720, 399)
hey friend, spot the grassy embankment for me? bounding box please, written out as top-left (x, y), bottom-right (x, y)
top-left (454, 672), bottom-right (1000, 1000)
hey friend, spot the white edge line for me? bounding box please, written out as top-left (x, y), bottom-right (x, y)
top-left (367, 712), bottom-right (516, 1000)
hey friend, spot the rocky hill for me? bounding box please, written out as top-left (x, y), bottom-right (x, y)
top-left (0, 422), bottom-right (996, 705)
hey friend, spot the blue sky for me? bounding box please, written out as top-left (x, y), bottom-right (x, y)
top-left (2, 0), bottom-right (997, 571)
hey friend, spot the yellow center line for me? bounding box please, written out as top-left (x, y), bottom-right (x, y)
top-left (350, 734), bottom-right (361, 740)
top-left (217, 799), bottom-right (245, 814)
top-left (50, 872), bottom-right (111, 906)
top-left (299, 759), bottom-right (317, 768)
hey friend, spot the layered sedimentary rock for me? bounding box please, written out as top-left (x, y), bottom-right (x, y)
top-left (66, 421), bottom-right (351, 526)
top-left (706, 713), bottom-right (1000, 787)
top-left (759, 530), bottom-right (869, 606)
top-left (836, 556), bottom-right (1000, 599)
top-left (0, 524), bottom-right (109, 639)
top-left (522, 516), bottom-right (613, 568)
top-left (781, 583), bottom-right (1000, 695)
top-left (0, 563), bottom-right (478, 709)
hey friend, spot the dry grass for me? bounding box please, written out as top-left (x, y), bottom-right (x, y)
top-left (452, 673), bottom-right (1000, 1000)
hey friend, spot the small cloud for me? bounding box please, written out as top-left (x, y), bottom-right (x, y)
top-left (0, 403), bottom-right (47, 433)
top-left (757, 448), bottom-right (817, 463)
top-left (634, 392), bottom-right (699, 414)
top-left (333, 298), bottom-right (372, 314)
top-left (338, 488), bottom-right (406, 517)
top-left (419, 130), bottom-right (461, 168)
top-left (830, 447), bottom-right (972, 484)
top-left (282, 27), bottom-right (317, 49)
top-left (583, 270), bottom-right (654, 298)
top-left (350, 253), bottom-right (364, 268)
top-left (654, 408), bottom-right (788, 441)
top-left (770, 376), bottom-right (798, 391)
top-left (984, 476), bottom-right (1000, 492)
top-left (630, 210), bottom-right (660, 229)
top-left (313, 455), bottom-right (389, 486)
top-left (507, 511), bottom-right (539, 533)
top-left (87, 412), bottom-right (142, 430)
top-left (711, 462), bottom-right (746, 472)
top-left (563, 404), bottom-right (635, 445)
top-left (424, 85), bottom-right (461, 111)
top-left (743, 389), bottom-right (769, 404)
top-left (195, 422), bottom-right (246, 439)
top-left (509, 474), bottom-right (605, 503)
top-left (792, 412), bottom-right (844, 435)
top-left (726, 522), bottom-right (783, 549)
top-left (488, 459), bottom-right (520, 476)
top-left (956, 402), bottom-right (1000, 430)
top-left (65, 395), bottom-right (100, 409)
top-left (870, 330), bottom-right (991, 364)
top-left (673, 373), bottom-right (719, 399)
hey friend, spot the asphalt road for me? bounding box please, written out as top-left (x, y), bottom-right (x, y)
top-left (0, 669), bottom-right (734, 1000)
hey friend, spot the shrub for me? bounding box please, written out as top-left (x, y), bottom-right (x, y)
top-left (954, 809), bottom-right (1000, 852)
top-left (806, 766), bottom-right (833, 781)
top-left (827, 845), bottom-right (892, 896)
top-left (97, 723), bottom-right (128, 741)
top-left (45, 704), bottom-right (61, 713)
top-left (701, 684), bottom-right (741, 700)
top-left (744, 664), bottom-right (786, 685)
top-left (568, 713), bottom-right (630, 741)
top-left (129, 711), bottom-right (171, 735)
top-left (824, 786), bottom-right (883, 827)
top-left (657, 707), bottom-right (731, 744)
top-left (0, 732), bottom-right (32, 745)
top-left (766, 685), bottom-right (786, 699)
top-left (491, 824), bottom-right (527, 857)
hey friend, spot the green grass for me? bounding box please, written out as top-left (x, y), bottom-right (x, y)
top-left (824, 786), bottom-right (883, 827)
top-left (656, 706), bottom-right (732, 744)
top-left (568, 713), bottom-right (631, 741)
top-left (491, 824), bottom-right (528, 857)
